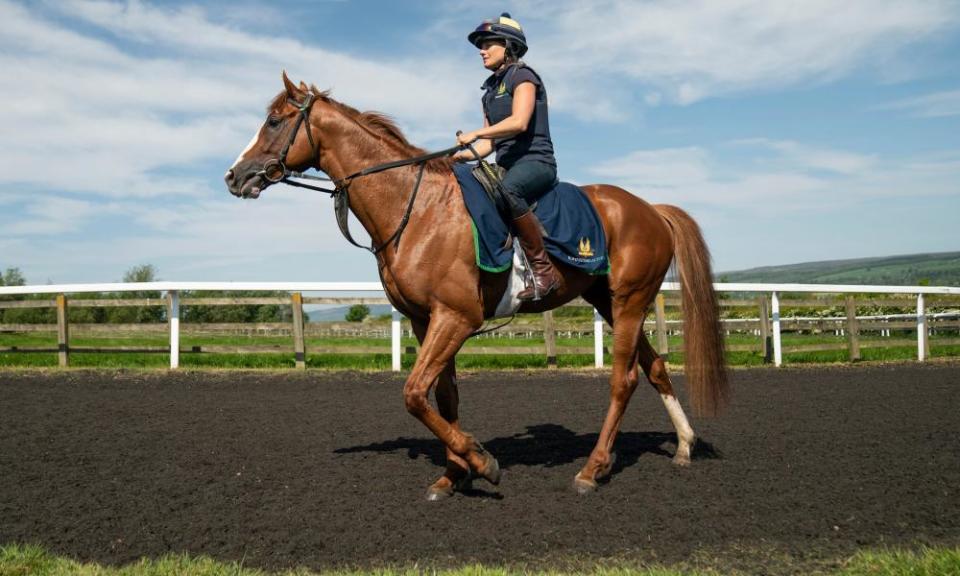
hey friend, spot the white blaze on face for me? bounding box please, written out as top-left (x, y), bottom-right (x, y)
top-left (227, 120), bottom-right (267, 177)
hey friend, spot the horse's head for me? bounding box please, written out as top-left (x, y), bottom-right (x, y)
top-left (225, 71), bottom-right (322, 199)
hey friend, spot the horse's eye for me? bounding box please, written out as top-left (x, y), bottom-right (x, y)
top-left (267, 116), bottom-right (282, 128)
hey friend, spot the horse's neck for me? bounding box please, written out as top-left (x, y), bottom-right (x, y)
top-left (318, 124), bottom-right (431, 252)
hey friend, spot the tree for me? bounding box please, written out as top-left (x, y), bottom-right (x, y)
top-left (345, 304), bottom-right (370, 322)
top-left (0, 267), bottom-right (54, 324)
top-left (1, 267), bottom-right (26, 287)
top-left (182, 290), bottom-right (293, 324)
top-left (107, 264), bottom-right (164, 324)
top-left (0, 267), bottom-right (24, 323)
top-left (123, 264), bottom-right (158, 283)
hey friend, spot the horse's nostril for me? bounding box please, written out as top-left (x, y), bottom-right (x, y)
top-left (225, 169), bottom-right (235, 184)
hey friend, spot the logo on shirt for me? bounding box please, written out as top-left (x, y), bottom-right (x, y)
top-left (495, 81), bottom-right (507, 98)
top-left (578, 237), bottom-right (594, 257)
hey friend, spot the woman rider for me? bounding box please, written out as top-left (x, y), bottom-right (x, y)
top-left (454, 12), bottom-right (561, 301)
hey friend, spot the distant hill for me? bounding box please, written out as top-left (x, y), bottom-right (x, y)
top-left (718, 251), bottom-right (960, 286)
top-left (307, 304), bottom-right (392, 322)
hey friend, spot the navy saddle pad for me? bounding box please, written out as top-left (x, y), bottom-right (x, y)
top-left (452, 163), bottom-right (609, 274)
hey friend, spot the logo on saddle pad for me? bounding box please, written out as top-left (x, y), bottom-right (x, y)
top-left (578, 237), bottom-right (594, 257)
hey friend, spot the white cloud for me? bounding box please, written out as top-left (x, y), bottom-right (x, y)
top-left (2, 183), bottom-right (361, 282)
top-left (2, 196), bottom-right (102, 235)
top-left (592, 148), bottom-right (712, 190)
top-left (731, 139), bottom-right (879, 175)
top-left (589, 141), bottom-right (960, 211)
top-left (0, 0), bottom-right (478, 201)
top-left (56, 0), bottom-right (477, 125)
top-left (510, 0), bottom-right (959, 114)
top-left (877, 89), bottom-right (960, 118)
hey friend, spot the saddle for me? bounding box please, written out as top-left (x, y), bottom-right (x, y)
top-left (470, 162), bottom-right (509, 217)
top-left (452, 164), bottom-right (609, 275)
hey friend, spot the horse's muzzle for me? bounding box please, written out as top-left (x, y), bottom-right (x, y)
top-left (224, 169), bottom-right (262, 199)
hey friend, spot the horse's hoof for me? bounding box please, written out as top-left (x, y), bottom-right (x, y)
top-left (425, 485), bottom-right (454, 501)
top-left (471, 440), bottom-right (501, 486)
top-left (477, 452), bottom-right (501, 486)
top-left (672, 453), bottom-right (692, 467)
top-left (573, 473), bottom-right (597, 495)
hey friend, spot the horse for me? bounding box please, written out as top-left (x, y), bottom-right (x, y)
top-left (225, 72), bottom-right (728, 499)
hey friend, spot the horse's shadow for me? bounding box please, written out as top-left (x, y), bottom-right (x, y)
top-left (334, 423), bottom-right (721, 481)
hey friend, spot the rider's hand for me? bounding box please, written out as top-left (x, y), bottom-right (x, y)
top-left (457, 131), bottom-right (479, 147)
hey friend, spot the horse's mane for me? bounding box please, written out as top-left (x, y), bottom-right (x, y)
top-left (270, 86), bottom-right (453, 174)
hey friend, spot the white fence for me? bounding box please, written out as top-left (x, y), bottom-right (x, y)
top-left (2, 281), bottom-right (959, 369)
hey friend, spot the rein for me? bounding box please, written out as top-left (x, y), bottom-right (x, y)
top-left (256, 93), bottom-right (462, 254)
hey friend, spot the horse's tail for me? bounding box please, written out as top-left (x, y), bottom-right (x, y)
top-left (654, 204), bottom-right (729, 417)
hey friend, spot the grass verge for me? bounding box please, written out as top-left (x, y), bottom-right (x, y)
top-left (1, 544), bottom-right (959, 576)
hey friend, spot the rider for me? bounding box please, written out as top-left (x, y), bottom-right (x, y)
top-left (454, 12), bottom-right (561, 301)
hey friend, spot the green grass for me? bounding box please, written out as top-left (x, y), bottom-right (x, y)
top-left (839, 547), bottom-right (960, 575)
top-left (1, 330), bottom-right (958, 370)
top-left (2, 543), bottom-right (959, 576)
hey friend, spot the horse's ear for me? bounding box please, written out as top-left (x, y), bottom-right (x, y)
top-left (299, 81), bottom-right (309, 91)
top-left (282, 70), bottom-right (302, 99)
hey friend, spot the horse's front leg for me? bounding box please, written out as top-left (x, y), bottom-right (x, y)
top-left (411, 320), bottom-right (471, 500)
top-left (429, 362), bottom-right (476, 500)
top-left (405, 309), bottom-right (499, 499)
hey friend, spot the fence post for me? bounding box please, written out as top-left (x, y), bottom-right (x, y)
top-left (291, 292), bottom-right (306, 370)
top-left (594, 308), bottom-right (604, 368)
top-left (56, 294), bottom-right (69, 367)
top-left (655, 293), bottom-right (669, 360)
top-left (543, 310), bottom-right (557, 368)
top-left (167, 290), bottom-right (180, 369)
top-left (772, 291), bottom-right (782, 367)
top-left (917, 293), bottom-right (926, 362)
top-left (845, 295), bottom-right (861, 362)
top-left (391, 307), bottom-right (401, 372)
top-left (758, 295), bottom-right (771, 363)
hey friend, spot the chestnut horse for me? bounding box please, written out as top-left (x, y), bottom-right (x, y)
top-left (225, 73), bottom-right (728, 499)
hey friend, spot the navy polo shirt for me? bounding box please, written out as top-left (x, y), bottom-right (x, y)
top-left (481, 64), bottom-right (557, 170)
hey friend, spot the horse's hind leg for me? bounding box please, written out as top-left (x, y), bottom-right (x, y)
top-left (637, 336), bottom-right (696, 466)
top-left (574, 290), bottom-right (650, 494)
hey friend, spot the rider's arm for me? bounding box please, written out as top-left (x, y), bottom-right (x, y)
top-left (476, 82), bottom-right (535, 139)
top-left (455, 82), bottom-right (535, 156)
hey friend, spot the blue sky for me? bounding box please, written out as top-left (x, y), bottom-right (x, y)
top-left (1, 0), bottom-right (959, 285)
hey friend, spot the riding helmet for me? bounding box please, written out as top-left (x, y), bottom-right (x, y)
top-left (468, 12), bottom-right (528, 58)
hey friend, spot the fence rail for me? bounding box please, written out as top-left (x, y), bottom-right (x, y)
top-left (1, 282), bottom-right (959, 370)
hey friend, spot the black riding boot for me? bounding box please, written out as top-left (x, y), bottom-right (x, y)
top-left (513, 211), bottom-right (561, 301)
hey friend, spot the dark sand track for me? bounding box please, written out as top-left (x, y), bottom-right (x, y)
top-left (1, 364), bottom-right (958, 572)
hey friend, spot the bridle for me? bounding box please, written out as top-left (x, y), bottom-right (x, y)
top-left (255, 93), bottom-right (320, 186)
top-left (252, 92), bottom-right (461, 255)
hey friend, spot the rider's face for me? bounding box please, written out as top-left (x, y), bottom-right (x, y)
top-left (480, 39), bottom-right (507, 71)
